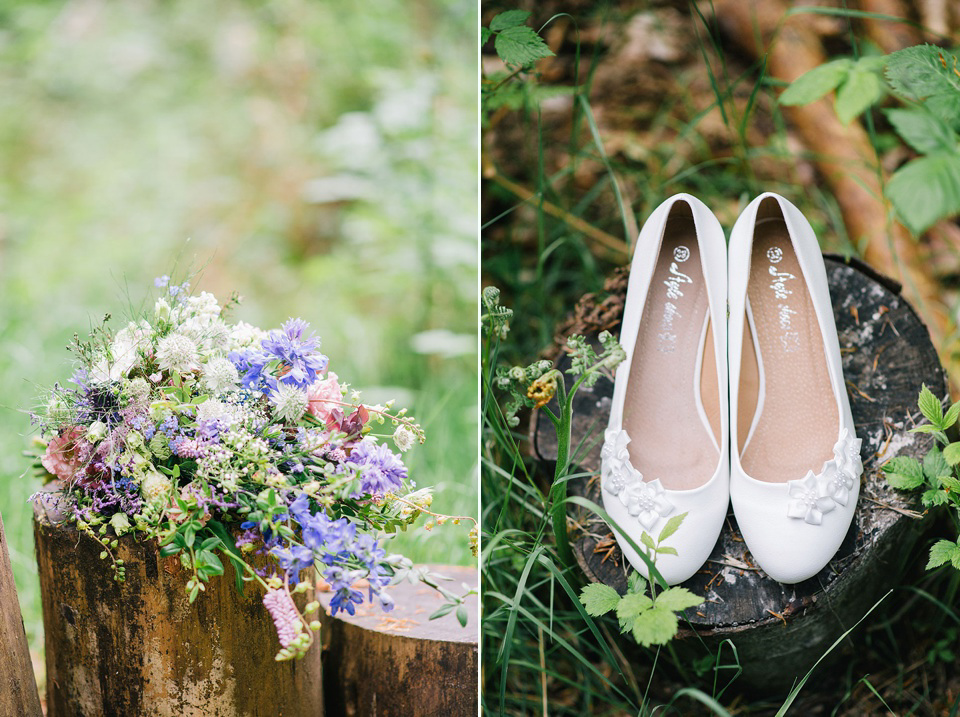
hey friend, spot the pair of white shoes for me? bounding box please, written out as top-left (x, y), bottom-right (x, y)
top-left (601, 193), bottom-right (863, 586)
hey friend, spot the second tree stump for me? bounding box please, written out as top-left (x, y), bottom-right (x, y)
top-left (532, 256), bottom-right (944, 691)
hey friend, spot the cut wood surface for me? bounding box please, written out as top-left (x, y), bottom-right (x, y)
top-left (318, 563), bottom-right (478, 717)
top-left (0, 510), bottom-right (42, 717)
top-left (532, 257), bottom-right (945, 690)
top-left (33, 496), bottom-right (322, 717)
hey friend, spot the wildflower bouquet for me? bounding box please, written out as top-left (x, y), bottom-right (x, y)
top-left (30, 277), bottom-right (474, 660)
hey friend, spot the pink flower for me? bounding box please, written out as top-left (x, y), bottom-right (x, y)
top-left (263, 588), bottom-right (302, 647)
top-left (41, 427), bottom-right (86, 482)
top-left (306, 372), bottom-right (341, 424)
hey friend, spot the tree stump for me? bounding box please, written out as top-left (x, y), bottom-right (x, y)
top-left (33, 496), bottom-right (323, 717)
top-left (532, 256), bottom-right (945, 691)
top-left (318, 563), bottom-right (478, 717)
top-left (0, 511), bottom-right (43, 717)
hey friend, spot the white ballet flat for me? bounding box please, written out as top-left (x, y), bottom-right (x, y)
top-left (728, 193), bottom-right (862, 584)
top-left (601, 194), bottom-right (729, 586)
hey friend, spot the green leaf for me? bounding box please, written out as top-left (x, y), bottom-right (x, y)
top-left (657, 511), bottom-right (688, 544)
top-left (882, 456), bottom-right (925, 490)
top-left (943, 442), bottom-right (960, 466)
top-left (921, 488), bottom-right (948, 507)
top-left (579, 583), bottom-right (621, 617)
top-left (456, 604), bottom-right (469, 627)
top-left (198, 550), bottom-right (224, 576)
top-left (494, 25), bottom-right (554, 67)
top-left (481, 27), bottom-right (492, 46)
top-left (834, 68), bottom-right (884, 124)
top-left (926, 539), bottom-right (960, 569)
top-left (657, 546), bottom-right (679, 556)
top-left (631, 605), bottom-right (679, 647)
top-left (938, 475), bottom-right (960, 492)
top-left (779, 59), bottom-right (852, 106)
top-left (924, 446), bottom-right (950, 483)
top-left (490, 9), bottom-right (531, 32)
top-left (918, 384), bottom-right (945, 425)
top-left (885, 108), bottom-right (957, 154)
top-left (429, 603), bottom-right (455, 620)
top-left (945, 402), bottom-right (960, 429)
top-left (655, 586), bottom-right (703, 613)
top-left (616, 591), bottom-right (653, 630)
top-left (886, 45), bottom-right (960, 102)
top-left (887, 153), bottom-right (960, 234)
top-left (640, 532), bottom-right (656, 550)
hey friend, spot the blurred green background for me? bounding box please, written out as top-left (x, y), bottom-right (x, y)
top-left (0, 0), bottom-right (478, 680)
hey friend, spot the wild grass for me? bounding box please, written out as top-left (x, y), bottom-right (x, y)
top-left (0, 0), bottom-right (478, 685)
top-left (482, 1), bottom-right (960, 713)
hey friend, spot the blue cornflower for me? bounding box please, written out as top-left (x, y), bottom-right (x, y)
top-left (345, 440), bottom-right (408, 496)
top-left (260, 318), bottom-right (328, 390)
top-left (228, 349), bottom-right (271, 392)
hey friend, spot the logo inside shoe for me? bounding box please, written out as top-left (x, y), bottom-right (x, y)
top-left (658, 246), bottom-right (692, 353)
top-left (767, 245), bottom-right (800, 352)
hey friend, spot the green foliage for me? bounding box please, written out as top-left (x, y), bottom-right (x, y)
top-left (779, 56), bottom-right (884, 124)
top-left (484, 10), bottom-right (553, 68)
top-left (577, 513), bottom-right (700, 648)
top-left (884, 385), bottom-right (960, 573)
top-left (781, 43), bottom-right (960, 233)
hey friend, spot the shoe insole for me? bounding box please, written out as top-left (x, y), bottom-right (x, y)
top-left (622, 211), bottom-right (721, 491)
top-left (738, 212), bottom-right (838, 483)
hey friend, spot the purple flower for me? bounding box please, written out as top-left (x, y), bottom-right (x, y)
top-left (270, 544), bottom-right (315, 579)
top-left (229, 349), bottom-right (271, 392)
top-left (260, 318), bottom-right (328, 390)
top-left (345, 440), bottom-right (408, 496)
top-left (154, 275), bottom-right (170, 288)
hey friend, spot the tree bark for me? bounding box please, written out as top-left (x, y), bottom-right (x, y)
top-left (0, 510), bottom-right (42, 717)
top-left (318, 564), bottom-right (479, 717)
top-left (532, 257), bottom-right (945, 691)
top-left (33, 502), bottom-right (322, 717)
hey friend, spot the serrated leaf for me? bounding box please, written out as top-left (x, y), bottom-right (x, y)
top-left (918, 384), bottom-right (944, 425)
top-left (779, 59), bottom-right (852, 106)
top-left (926, 94), bottom-right (960, 132)
top-left (924, 446), bottom-right (950, 482)
top-left (631, 605), bottom-right (679, 647)
top-left (490, 9), bottom-right (531, 32)
top-left (886, 45), bottom-right (960, 101)
top-left (579, 582), bottom-right (621, 617)
top-left (627, 572), bottom-right (647, 594)
top-left (885, 108), bottom-right (957, 154)
top-left (921, 488), bottom-right (948, 507)
top-left (657, 511), bottom-right (688, 544)
top-left (834, 68), bottom-right (884, 124)
top-left (927, 539), bottom-right (960, 569)
top-left (481, 27), bottom-right (492, 46)
top-left (616, 591), bottom-right (653, 624)
top-left (655, 586), bottom-right (703, 613)
top-left (887, 153), bottom-right (960, 234)
top-left (883, 456), bottom-right (925, 490)
top-left (945, 402), bottom-right (960, 430)
top-left (939, 475), bottom-right (960, 492)
top-left (657, 546), bottom-right (678, 556)
top-left (494, 25), bottom-right (554, 67)
top-left (640, 532), bottom-right (656, 550)
top-left (944, 443), bottom-right (960, 466)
